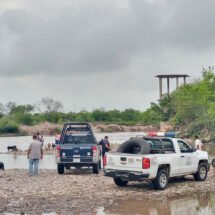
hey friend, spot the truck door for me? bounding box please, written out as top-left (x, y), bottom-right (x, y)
top-left (177, 140), bottom-right (197, 173)
top-left (162, 139), bottom-right (181, 176)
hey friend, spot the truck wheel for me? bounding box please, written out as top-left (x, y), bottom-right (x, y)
top-left (114, 178), bottom-right (128, 187)
top-left (152, 169), bottom-right (168, 190)
top-left (194, 163), bottom-right (208, 181)
top-left (93, 162), bottom-right (100, 174)
top-left (212, 159), bottom-right (215, 168)
top-left (57, 164), bottom-right (64, 174)
top-left (99, 159), bottom-right (101, 169)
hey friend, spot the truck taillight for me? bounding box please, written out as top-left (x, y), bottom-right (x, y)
top-left (56, 145), bottom-right (61, 158)
top-left (142, 158), bottom-right (150, 169)
top-left (92, 146), bottom-right (97, 157)
top-left (103, 155), bottom-right (107, 167)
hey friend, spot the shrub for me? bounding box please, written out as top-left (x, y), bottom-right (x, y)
top-left (0, 117), bottom-right (19, 133)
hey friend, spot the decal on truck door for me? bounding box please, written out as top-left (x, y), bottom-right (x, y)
top-left (186, 157), bottom-right (192, 166)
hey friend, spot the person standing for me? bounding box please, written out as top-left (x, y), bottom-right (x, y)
top-left (194, 135), bottom-right (203, 150)
top-left (102, 136), bottom-right (111, 158)
top-left (36, 132), bottom-right (41, 141)
top-left (40, 135), bottom-right (44, 146)
top-left (36, 132), bottom-right (44, 146)
top-left (55, 133), bottom-right (61, 145)
top-left (27, 135), bottom-right (43, 176)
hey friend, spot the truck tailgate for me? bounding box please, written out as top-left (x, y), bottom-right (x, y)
top-left (60, 145), bottom-right (93, 163)
top-left (106, 153), bottom-right (143, 171)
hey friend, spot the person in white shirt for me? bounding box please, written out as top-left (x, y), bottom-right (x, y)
top-left (194, 135), bottom-right (203, 150)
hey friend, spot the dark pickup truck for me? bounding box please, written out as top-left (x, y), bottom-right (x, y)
top-left (55, 123), bottom-right (101, 174)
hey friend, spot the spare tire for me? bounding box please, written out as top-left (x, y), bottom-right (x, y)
top-left (117, 138), bottom-right (151, 155)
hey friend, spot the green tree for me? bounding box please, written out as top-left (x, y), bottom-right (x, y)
top-left (92, 109), bottom-right (110, 122)
top-left (170, 67), bottom-right (215, 138)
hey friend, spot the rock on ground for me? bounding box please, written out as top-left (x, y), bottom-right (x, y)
top-left (0, 169), bottom-right (215, 214)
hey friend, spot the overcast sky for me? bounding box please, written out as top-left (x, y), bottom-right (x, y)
top-left (0, 0), bottom-right (215, 112)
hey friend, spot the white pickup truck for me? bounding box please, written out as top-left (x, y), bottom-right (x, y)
top-left (104, 137), bottom-right (210, 190)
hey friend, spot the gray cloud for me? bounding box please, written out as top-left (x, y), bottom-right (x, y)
top-left (0, 0), bottom-right (215, 110)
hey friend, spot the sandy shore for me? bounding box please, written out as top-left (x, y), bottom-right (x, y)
top-left (0, 168), bottom-right (215, 214)
top-left (19, 122), bottom-right (158, 135)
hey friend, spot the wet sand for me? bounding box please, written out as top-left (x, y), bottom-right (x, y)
top-left (0, 168), bottom-right (215, 214)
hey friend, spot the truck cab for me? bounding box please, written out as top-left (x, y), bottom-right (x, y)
top-left (56, 123), bottom-right (101, 174)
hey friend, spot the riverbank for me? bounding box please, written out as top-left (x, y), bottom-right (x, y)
top-left (0, 168), bottom-right (215, 214)
top-left (18, 122), bottom-right (158, 136)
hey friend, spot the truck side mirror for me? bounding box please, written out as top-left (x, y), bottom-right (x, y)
top-left (191, 148), bottom-right (196, 152)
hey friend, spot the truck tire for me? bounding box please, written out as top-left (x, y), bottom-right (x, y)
top-left (116, 138), bottom-right (150, 155)
top-left (99, 159), bottom-right (102, 169)
top-left (114, 177), bottom-right (128, 187)
top-left (152, 169), bottom-right (169, 190)
top-left (93, 162), bottom-right (100, 174)
top-left (194, 163), bottom-right (208, 181)
top-left (57, 164), bottom-right (64, 175)
top-left (212, 159), bottom-right (215, 168)
top-left (66, 165), bottom-right (71, 170)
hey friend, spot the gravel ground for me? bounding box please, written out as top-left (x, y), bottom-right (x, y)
top-left (0, 168), bottom-right (215, 214)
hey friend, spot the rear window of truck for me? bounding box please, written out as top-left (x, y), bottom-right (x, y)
top-left (161, 139), bottom-right (175, 153)
top-left (144, 138), bottom-right (175, 153)
top-left (63, 134), bottom-right (94, 144)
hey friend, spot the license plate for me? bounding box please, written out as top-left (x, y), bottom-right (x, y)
top-left (73, 158), bottom-right (80, 163)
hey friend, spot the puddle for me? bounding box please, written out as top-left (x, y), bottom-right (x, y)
top-left (104, 193), bottom-right (215, 215)
top-left (3, 194), bottom-right (215, 214)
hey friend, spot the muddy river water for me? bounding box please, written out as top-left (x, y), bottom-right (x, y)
top-left (1, 133), bottom-right (215, 169)
top-left (0, 132), bottom-right (147, 169)
top-left (1, 134), bottom-right (215, 215)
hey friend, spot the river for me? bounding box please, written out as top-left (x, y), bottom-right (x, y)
top-left (0, 132), bottom-right (147, 169)
top-left (0, 132), bottom-right (146, 153)
top-left (1, 133), bottom-right (215, 170)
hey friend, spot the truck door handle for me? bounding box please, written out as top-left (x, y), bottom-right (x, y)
top-left (181, 155), bottom-right (185, 158)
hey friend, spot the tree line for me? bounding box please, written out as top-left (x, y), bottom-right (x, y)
top-left (0, 67), bottom-right (215, 139)
top-left (0, 97), bottom-right (161, 134)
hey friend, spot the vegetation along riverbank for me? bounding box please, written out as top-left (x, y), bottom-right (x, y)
top-left (0, 68), bottom-right (215, 140)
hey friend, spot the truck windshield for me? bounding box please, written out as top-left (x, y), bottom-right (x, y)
top-left (63, 134), bottom-right (94, 144)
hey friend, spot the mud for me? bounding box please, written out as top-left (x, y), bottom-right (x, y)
top-left (0, 168), bottom-right (215, 214)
